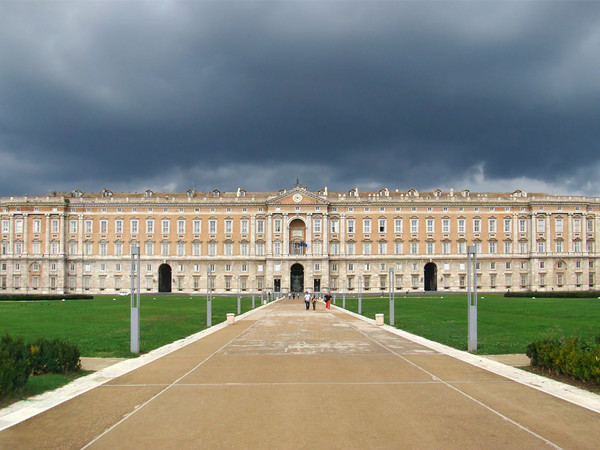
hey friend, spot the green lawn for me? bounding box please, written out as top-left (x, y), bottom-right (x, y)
top-left (335, 293), bottom-right (600, 354)
top-left (0, 294), bottom-right (261, 357)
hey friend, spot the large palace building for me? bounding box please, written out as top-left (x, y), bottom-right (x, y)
top-left (1, 186), bottom-right (599, 295)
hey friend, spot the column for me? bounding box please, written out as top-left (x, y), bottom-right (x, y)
top-left (283, 213), bottom-right (289, 256)
top-left (23, 214), bottom-right (29, 256)
top-left (306, 213), bottom-right (312, 256)
top-left (250, 214), bottom-right (256, 256)
top-left (567, 212), bottom-right (573, 253)
top-left (340, 214), bottom-right (346, 256)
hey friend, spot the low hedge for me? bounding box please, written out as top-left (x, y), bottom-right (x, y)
top-left (505, 291), bottom-right (600, 299)
top-left (0, 294), bottom-right (93, 301)
top-left (0, 335), bottom-right (31, 398)
top-left (527, 331), bottom-right (600, 385)
top-left (0, 334), bottom-right (81, 399)
top-left (29, 338), bottom-right (81, 375)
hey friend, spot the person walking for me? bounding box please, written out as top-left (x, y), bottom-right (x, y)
top-left (304, 291), bottom-right (311, 310)
top-left (311, 293), bottom-right (316, 310)
top-left (324, 292), bottom-right (332, 310)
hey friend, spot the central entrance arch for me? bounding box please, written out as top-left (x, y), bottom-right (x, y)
top-left (158, 263), bottom-right (172, 292)
top-left (424, 262), bottom-right (437, 291)
top-left (290, 263), bottom-right (304, 293)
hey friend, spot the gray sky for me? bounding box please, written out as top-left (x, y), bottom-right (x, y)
top-left (1, 1), bottom-right (599, 197)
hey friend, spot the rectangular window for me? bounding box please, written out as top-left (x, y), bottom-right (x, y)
top-left (146, 242), bottom-right (154, 255)
top-left (146, 219), bottom-right (154, 234)
top-left (99, 242), bottom-right (107, 256)
top-left (458, 241), bottom-right (466, 254)
top-left (33, 242), bottom-right (42, 254)
top-left (394, 242), bottom-right (403, 254)
top-left (378, 242), bottom-right (386, 254)
top-left (587, 219), bottom-right (594, 233)
top-left (519, 242), bottom-right (528, 253)
top-left (192, 243), bottom-right (200, 255)
top-left (426, 242), bottom-right (434, 254)
top-left (209, 219), bottom-right (217, 234)
top-left (33, 219), bottom-right (41, 233)
top-left (313, 242), bottom-right (321, 255)
top-left (537, 218), bottom-right (545, 233)
top-left (209, 243), bottom-right (217, 256)
top-left (442, 219), bottom-right (450, 233)
top-left (1, 219), bottom-right (9, 234)
top-left (519, 219), bottom-right (527, 233)
top-left (177, 243), bottom-right (185, 255)
top-left (115, 219), bottom-right (123, 234)
top-left (347, 219), bottom-right (355, 233)
top-left (69, 219), bottom-right (77, 234)
top-left (256, 220), bottom-right (264, 234)
top-left (458, 218), bottom-right (465, 233)
top-left (573, 218), bottom-right (581, 233)
top-left (410, 219), bottom-right (418, 233)
top-left (442, 242), bottom-right (451, 254)
top-left (13, 219), bottom-right (22, 235)
top-left (274, 219), bottom-right (281, 233)
top-left (363, 242), bottom-right (371, 255)
top-left (193, 219), bottom-right (201, 234)
top-left (162, 219), bottom-right (170, 234)
top-left (555, 218), bottom-right (563, 233)
top-left (504, 218), bottom-right (511, 233)
top-left (330, 242), bottom-right (339, 254)
top-left (347, 242), bottom-right (355, 255)
top-left (331, 220), bottom-right (339, 233)
top-left (177, 219), bottom-right (185, 234)
top-left (363, 219), bottom-right (371, 233)
top-left (240, 243), bottom-right (248, 255)
top-left (115, 242), bottom-right (123, 256)
top-left (410, 242), bottom-right (418, 254)
top-left (256, 243), bottom-right (264, 255)
top-left (225, 219), bottom-right (233, 234)
top-left (100, 220), bottom-right (108, 234)
top-left (394, 219), bottom-right (402, 233)
top-left (84, 242), bottom-right (93, 255)
top-left (240, 219), bottom-right (248, 234)
top-left (378, 218), bottom-right (386, 233)
top-left (473, 219), bottom-right (481, 233)
top-left (273, 242), bottom-right (281, 255)
top-left (131, 219), bottom-right (139, 234)
top-left (573, 240), bottom-right (581, 252)
top-left (489, 218), bottom-right (496, 233)
top-left (504, 241), bottom-right (512, 254)
top-left (314, 219), bottom-right (322, 233)
top-left (161, 243), bottom-right (170, 255)
top-left (426, 219), bottom-right (434, 233)
top-left (489, 241), bottom-right (497, 254)
top-left (555, 240), bottom-right (563, 252)
top-left (51, 219), bottom-right (59, 233)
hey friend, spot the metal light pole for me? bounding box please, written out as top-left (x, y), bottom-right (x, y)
top-left (467, 245), bottom-right (478, 352)
top-left (343, 279), bottom-right (346, 309)
top-left (358, 275), bottom-right (362, 314)
top-left (237, 276), bottom-right (241, 315)
top-left (206, 266), bottom-right (212, 327)
top-left (252, 279), bottom-right (255, 309)
top-left (389, 267), bottom-right (395, 326)
top-left (130, 246), bottom-right (140, 354)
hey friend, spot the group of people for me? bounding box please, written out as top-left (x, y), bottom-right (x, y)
top-left (301, 291), bottom-right (332, 310)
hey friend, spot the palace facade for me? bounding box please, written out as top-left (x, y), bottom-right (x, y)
top-left (1, 186), bottom-right (599, 295)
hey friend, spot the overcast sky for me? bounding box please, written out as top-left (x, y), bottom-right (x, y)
top-left (1, 1), bottom-right (599, 197)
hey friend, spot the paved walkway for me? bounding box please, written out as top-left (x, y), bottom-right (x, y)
top-left (2, 298), bottom-right (600, 449)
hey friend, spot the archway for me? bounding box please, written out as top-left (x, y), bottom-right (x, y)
top-left (290, 263), bottom-right (304, 293)
top-left (158, 263), bottom-right (172, 292)
top-left (424, 262), bottom-right (437, 291)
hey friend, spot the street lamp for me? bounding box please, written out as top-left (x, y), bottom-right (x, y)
top-left (130, 246), bottom-right (140, 354)
top-left (467, 245), bottom-right (478, 352)
top-left (389, 267), bottom-right (395, 326)
top-left (206, 266), bottom-right (212, 327)
top-left (358, 275), bottom-right (362, 314)
top-left (252, 278), bottom-right (255, 309)
top-left (237, 276), bottom-right (241, 315)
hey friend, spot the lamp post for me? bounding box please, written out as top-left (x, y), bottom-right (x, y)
top-left (358, 275), bottom-right (362, 314)
top-left (252, 279), bottom-right (255, 309)
top-left (343, 279), bottom-right (346, 309)
top-left (130, 246), bottom-right (140, 354)
top-left (206, 266), bottom-right (212, 327)
top-left (389, 267), bottom-right (395, 326)
top-left (237, 276), bottom-right (241, 315)
top-left (467, 245), bottom-right (478, 352)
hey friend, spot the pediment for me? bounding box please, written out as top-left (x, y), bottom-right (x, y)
top-left (268, 187), bottom-right (328, 205)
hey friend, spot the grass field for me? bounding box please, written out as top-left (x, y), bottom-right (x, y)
top-left (0, 295), bottom-right (262, 357)
top-left (335, 293), bottom-right (600, 354)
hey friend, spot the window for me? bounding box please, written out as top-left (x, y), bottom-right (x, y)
top-left (426, 242), bottom-right (434, 254)
top-left (51, 241), bottom-right (59, 255)
top-left (378, 242), bottom-right (387, 254)
top-left (394, 242), bottom-right (403, 254)
top-left (14, 242), bottom-right (22, 254)
top-left (537, 218), bottom-right (545, 233)
top-left (394, 218), bottom-right (403, 233)
top-left (331, 220), bottom-right (339, 233)
top-left (555, 218), bottom-right (563, 233)
top-left (146, 219), bottom-right (154, 234)
top-left (240, 242), bottom-right (248, 255)
top-left (256, 220), bottom-right (264, 234)
top-left (225, 219), bottom-right (233, 234)
top-left (114, 219), bottom-right (123, 234)
top-left (177, 243), bottom-right (185, 256)
top-left (573, 218), bottom-right (581, 233)
top-left (519, 242), bottom-right (528, 253)
top-left (489, 218), bottom-right (497, 233)
top-left (378, 218), bottom-right (386, 233)
top-left (192, 243), bottom-right (201, 255)
top-left (273, 242), bottom-right (281, 255)
top-left (519, 218), bottom-right (527, 233)
top-left (193, 219), bottom-right (202, 234)
top-left (458, 218), bottom-right (466, 233)
top-left (84, 242), bottom-right (93, 255)
top-left (363, 242), bottom-right (371, 255)
top-left (426, 218), bottom-right (434, 233)
top-left (473, 218), bottom-right (481, 233)
top-left (100, 219), bottom-right (108, 234)
top-left (363, 219), bottom-right (371, 233)
top-left (209, 219), bottom-right (217, 234)
top-left (209, 243), bottom-right (217, 256)
top-left (131, 219), bottom-right (139, 234)
top-left (240, 219), bottom-right (248, 234)
top-left (587, 219), bottom-right (594, 233)
top-left (410, 242), bottom-right (418, 254)
top-left (504, 218), bottom-right (511, 233)
top-left (330, 242), bottom-right (339, 254)
top-left (347, 219), bottom-right (355, 233)
top-left (489, 241), bottom-right (497, 254)
top-left (442, 242), bottom-right (451, 254)
top-left (506, 262), bottom-right (511, 269)
top-left (313, 242), bottom-right (321, 255)
top-left (573, 240), bottom-right (581, 252)
top-left (161, 242), bottom-right (170, 255)
top-left (410, 218), bottom-right (418, 233)
top-left (69, 219), bottom-right (77, 234)
top-left (504, 241), bottom-right (512, 254)
top-left (442, 219), bottom-right (450, 233)
top-left (33, 219), bottom-right (41, 233)
top-left (51, 219), bottom-right (59, 233)
top-left (474, 242), bottom-right (481, 253)
top-left (146, 241), bottom-right (154, 255)
top-left (555, 241), bottom-right (563, 252)
top-left (457, 241), bottom-right (466, 254)
top-left (274, 219), bottom-right (282, 233)
top-left (115, 242), bottom-right (123, 256)
top-left (256, 243), bottom-right (265, 255)
top-left (1, 219), bottom-right (8, 234)
top-left (177, 219), bottom-right (185, 234)
top-left (33, 242), bottom-right (41, 254)
top-left (161, 219), bottom-right (170, 234)
top-left (347, 242), bottom-right (355, 255)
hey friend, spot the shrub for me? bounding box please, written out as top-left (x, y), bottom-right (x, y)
top-left (28, 338), bottom-right (81, 375)
top-left (527, 330), bottom-right (600, 385)
top-left (505, 291), bottom-right (600, 299)
top-left (0, 335), bottom-right (31, 398)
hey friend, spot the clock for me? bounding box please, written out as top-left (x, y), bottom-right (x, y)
top-left (292, 193), bottom-right (302, 203)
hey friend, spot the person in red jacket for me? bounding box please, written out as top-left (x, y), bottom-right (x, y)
top-left (324, 292), bottom-right (332, 310)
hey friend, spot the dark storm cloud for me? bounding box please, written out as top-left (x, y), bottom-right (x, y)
top-left (1, 1), bottom-right (599, 196)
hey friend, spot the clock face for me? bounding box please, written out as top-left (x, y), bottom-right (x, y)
top-left (293, 193), bottom-right (302, 203)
